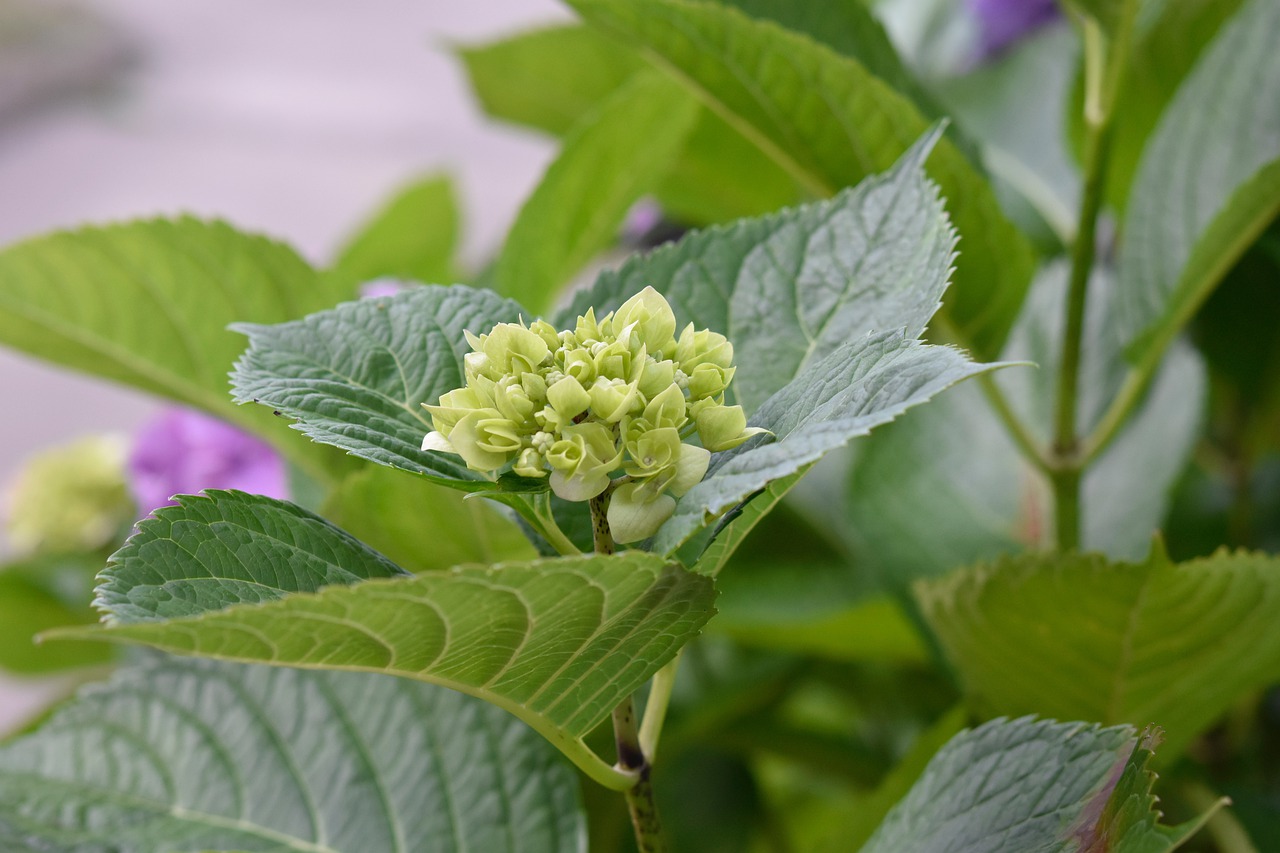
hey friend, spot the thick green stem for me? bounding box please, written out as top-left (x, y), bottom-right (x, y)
top-left (1049, 11), bottom-right (1134, 550)
top-left (590, 492), bottom-right (668, 852)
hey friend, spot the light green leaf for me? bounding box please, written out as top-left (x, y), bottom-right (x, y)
top-left (323, 466), bottom-right (537, 574)
top-left (862, 717), bottom-right (1212, 852)
top-left (334, 173), bottom-right (461, 285)
top-left (845, 263), bottom-right (1205, 584)
top-left (455, 24), bottom-right (645, 137)
top-left (0, 218), bottom-right (352, 472)
top-left (654, 334), bottom-right (997, 555)
top-left (1118, 0), bottom-right (1280, 361)
top-left (0, 655), bottom-right (585, 852)
top-left (63, 491), bottom-right (716, 777)
top-left (493, 71), bottom-right (699, 312)
top-left (456, 24), bottom-right (799, 225)
top-left (562, 128), bottom-right (957, 414)
top-left (566, 0), bottom-right (1036, 358)
top-left (230, 285), bottom-right (525, 487)
top-left (917, 546), bottom-right (1280, 758)
top-left (0, 554), bottom-right (111, 675)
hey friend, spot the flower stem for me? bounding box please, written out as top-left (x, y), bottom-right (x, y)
top-left (589, 492), bottom-right (668, 852)
top-left (639, 651), bottom-right (682, 760)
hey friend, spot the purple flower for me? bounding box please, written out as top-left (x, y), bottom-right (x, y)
top-left (968, 0), bottom-right (1061, 59)
top-left (127, 408), bottom-right (288, 513)
top-left (359, 279), bottom-right (410, 299)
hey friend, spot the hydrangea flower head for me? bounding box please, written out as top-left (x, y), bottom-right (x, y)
top-left (422, 287), bottom-right (765, 543)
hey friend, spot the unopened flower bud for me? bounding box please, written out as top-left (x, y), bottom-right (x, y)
top-left (612, 286), bottom-right (677, 354)
top-left (695, 404), bottom-right (766, 452)
top-left (547, 375), bottom-right (592, 420)
top-left (547, 422), bottom-right (621, 501)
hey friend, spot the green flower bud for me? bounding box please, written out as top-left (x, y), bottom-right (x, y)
top-left (593, 338), bottom-right (640, 383)
top-left (529, 318), bottom-right (561, 351)
top-left (493, 375), bottom-right (537, 424)
top-left (547, 375), bottom-right (592, 420)
top-left (695, 404), bottom-right (767, 452)
top-left (483, 322), bottom-right (550, 376)
top-left (520, 371), bottom-right (548, 401)
top-left (449, 408), bottom-right (523, 471)
top-left (675, 323), bottom-right (734, 370)
top-left (513, 447), bottom-right (547, 479)
top-left (575, 307), bottom-right (604, 344)
top-left (547, 422), bottom-right (621, 501)
top-left (666, 443), bottom-right (710, 497)
top-left (624, 426), bottom-right (684, 479)
top-left (643, 382), bottom-right (687, 430)
top-left (562, 349), bottom-right (597, 386)
top-left (589, 376), bottom-right (642, 423)
top-left (612, 286), bottom-right (677, 354)
top-left (606, 481), bottom-right (676, 544)
top-left (534, 404), bottom-right (569, 433)
top-left (687, 363), bottom-right (735, 400)
top-left (423, 386), bottom-right (488, 433)
top-left (637, 358), bottom-right (676, 401)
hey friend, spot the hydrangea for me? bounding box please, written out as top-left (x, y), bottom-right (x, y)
top-left (127, 408), bottom-right (288, 514)
top-left (422, 287), bottom-right (765, 544)
top-left (967, 0), bottom-right (1061, 59)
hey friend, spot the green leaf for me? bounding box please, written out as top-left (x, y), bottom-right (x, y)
top-left (0, 655), bottom-right (585, 852)
top-left (917, 545), bottom-right (1280, 758)
top-left (323, 466), bottom-right (537, 574)
top-left (566, 0), bottom-right (1036, 358)
top-left (455, 24), bottom-right (645, 137)
top-left (655, 334), bottom-right (997, 555)
top-left (845, 263), bottom-right (1205, 585)
top-left (456, 24), bottom-right (799, 226)
top-left (862, 717), bottom-right (1212, 852)
top-left (230, 284), bottom-right (525, 487)
top-left (64, 491), bottom-right (716, 776)
top-left (1118, 0), bottom-right (1280, 362)
top-left (0, 218), bottom-right (352, 472)
top-left (0, 554), bottom-right (112, 675)
top-left (493, 71), bottom-right (699, 312)
top-left (562, 128), bottom-right (957, 414)
top-left (334, 173), bottom-right (461, 285)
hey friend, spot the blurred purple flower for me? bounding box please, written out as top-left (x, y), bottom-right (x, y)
top-left (359, 279), bottom-right (410, 299)
top-left (968, 0), bottom-right (1061, 59)
top-left (127, 408), bottom-right (288, 513)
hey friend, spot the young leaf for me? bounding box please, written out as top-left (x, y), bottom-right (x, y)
top-left (862, 717), bottom-right (1214, 852)
top-left (566, 0), bottom-right (1036, 359)
top-left (61, 491), bottom-right (716, 776)
top-left (845, 264), bottom-right (1206, 584)
top-left (1118, 0), bottom-right (1280, 362)
top-left (334, 173), bottom-right (461, 286)
top-left (0, 655), bottom-right (586, 852)
top-left (493, 71), bottom-right (699, 312)
top-left (230, 285), bottom-right (525, 488)
top-left (917, 546), bottom-right (1280, 758)
top-left (561, 128), bottom-right (957, 414)
top-left (323, 466), bottom-right (537, 574)
top-left (0, 218), bottom-right (352, 465)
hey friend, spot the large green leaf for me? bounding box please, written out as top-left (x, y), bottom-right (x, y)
top-left (493, 71), bottom-right (699, 312)
top-left (918, 546), bottom-right (1280, 758)
top-left (0, 655), bottom-right (585, 852)
top-left (0, 218), bottom-right (352, 472)
top-left (230, 285), bottom-right (525, 487)
top-left (844, 263), bottom-right (1205, 585)
top-left (334, 173), bottom-right (461, 286)
top-left (456, 25), bottom-right (799, 225)
top-left (566, 0), bottom-right (1036, 358)
top-left (862, 717), bottom-right (1211, 852)
top-left (561, 129), bottom-right (956, 414)
top-left (323, 466), bottom-right (537, 574)
top-left (1118, 0), bottom-right (1280, 362)
top-left (62, 490), bottom-right (716, 775)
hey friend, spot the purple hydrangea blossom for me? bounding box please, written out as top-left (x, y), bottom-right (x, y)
top-left (127, 408), bottom-right (288, 513)
top-left (968, 0), bottom-right (1061, 59)
top-left (359, 279), bottom-right (410, 299)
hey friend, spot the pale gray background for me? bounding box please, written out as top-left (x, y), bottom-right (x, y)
top-left (0, 0), bottom-right (567, 730)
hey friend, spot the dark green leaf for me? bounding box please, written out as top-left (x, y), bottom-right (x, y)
top-left (230, 285), bottom-right (525, 487)
top-left (0, 655), bottom-right (585, 852)
top-left (918, 545), bottom-right (1280, 758)
top-left (566, 0), bottom-right (1036, 358)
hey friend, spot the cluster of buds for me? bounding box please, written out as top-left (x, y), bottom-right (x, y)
top-left (422, 287), bottom-right (764, 543)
